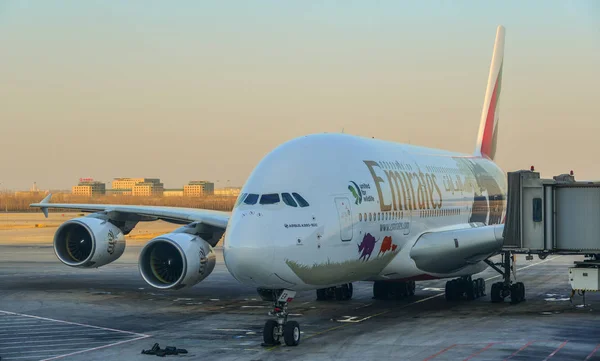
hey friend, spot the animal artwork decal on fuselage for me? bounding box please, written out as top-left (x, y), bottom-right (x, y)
top-left (358, 233), bottom-right (377, 261)
top-left (284, 233), bottom-right (399, 286)
top-left (363, 158), bottom-right (505, 226)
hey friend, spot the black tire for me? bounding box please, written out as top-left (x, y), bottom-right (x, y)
top-left (341, 284), bottom-right (351, 300)
top-left (466, 280), bottom-right (476, 300)
top-left (490, 282), bottom-right (502, 303)
top-left (334, 287), bottom-right (344, 301)
top-left (453, 280), bottom-right (463, 300)
top-left (399, 282), bottom-right (408, 298)
top-left (347, 283), bottom-right (354, 299)
top-left (478, 278), bottom-right (486, 296)
top-left (283, 321), bottom-right (301, 346)
top-left (373, 281), bottom-right (388, 300)
top-left (316, 288), bottom-right (327, 301)
top-left (517, 282), bottom-right (525, 302)
top-left (408, 281), bottom-right (416, 296)
top-left (263, 320), bottom-right (279, 345)
top-left (445, 280), bottom-right (454, 301)
top-left (510, 283), bottom-right (520, 304)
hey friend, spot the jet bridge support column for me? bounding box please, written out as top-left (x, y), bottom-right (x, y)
top-left (484, 251), bottom-right (526, 304)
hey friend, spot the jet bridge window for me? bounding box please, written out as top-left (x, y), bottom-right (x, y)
top-left (244, 193), bottom-right (259, 205)
top-left (532, 197), bottom-right (543, 222)
top-left (282, 193), bottom-right (298, 207)
top-left (260, 193), bottom-right (280, 205)
top-left (292, 193), bottom-right (310, 207)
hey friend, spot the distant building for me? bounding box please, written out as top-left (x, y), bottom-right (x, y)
top-left (106, 189), bottom-right (132, 196)
top-left (112, 178), bottom-right (163, 196)
top-left (15, 182), bottom-right (48, 197)
top-left (72, 178), bottom-right (106, 196)
top-left (132, 182), bottom-right (164, 197)
top-left (214, 187), bottom-right (242, 196)
top-left (164, 189), bottom-right (184, 197)
top-left (184, 181), bottom-right (214, 196)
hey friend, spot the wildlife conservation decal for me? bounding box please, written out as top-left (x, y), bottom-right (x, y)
top-left (348, 181), bottom-right (362, 205)
top-left (348, 181), bottom-right (375, 205)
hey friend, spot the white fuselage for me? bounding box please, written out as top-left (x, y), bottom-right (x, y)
top-left (223, 133), bottom-right (506, 291)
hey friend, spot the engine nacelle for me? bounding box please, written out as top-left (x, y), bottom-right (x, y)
top-left (138, 233), bottom-right (216, 290)
top-left (54, 217), bottom-right (126, 268)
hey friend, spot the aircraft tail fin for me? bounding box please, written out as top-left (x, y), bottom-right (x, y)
top-left (474, 25), bottom-right (505, 160)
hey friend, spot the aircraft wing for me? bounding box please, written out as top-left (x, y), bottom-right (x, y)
top-left (410, 223), bottom-right (504, 274)
top-left (30, 194), bottom-right (230, 230)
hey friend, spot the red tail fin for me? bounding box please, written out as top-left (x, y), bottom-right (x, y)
top-left (475, 26), bottom-right (505, 160)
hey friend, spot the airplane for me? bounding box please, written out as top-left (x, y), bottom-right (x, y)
top-left (32, 25), bottom-right (511, 347)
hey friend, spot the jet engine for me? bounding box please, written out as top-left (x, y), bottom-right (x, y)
top-left (54, 217), bottom-right (126, 268)
top-left (138, 233), bottom-right (216, 290)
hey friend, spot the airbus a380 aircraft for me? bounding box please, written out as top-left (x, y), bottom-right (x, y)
top-left (32, 26), bottom-right (511, 346)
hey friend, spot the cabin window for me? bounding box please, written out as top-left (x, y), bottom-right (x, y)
top-left (235, 193), bottom-right (247, 207)
top-left (244, 193), bottom-right (259, 205)
top-left (292, 193), bottom-right (310, 207)
top-left (282, 193), bottom-right (298, 207)
top-left (260, 193), bottom-right (280, 205)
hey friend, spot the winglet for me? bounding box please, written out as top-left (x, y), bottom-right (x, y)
top-left (474, 25), bottom-right (505, 160)
top-left (38, 193), bottom-right (52, 218)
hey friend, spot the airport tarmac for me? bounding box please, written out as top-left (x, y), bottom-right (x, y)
top-left (1, 214), bottom-right (600, 360)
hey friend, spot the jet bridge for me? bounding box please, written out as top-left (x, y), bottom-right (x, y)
top-left (497, 169), bottom-right (600, 300)
top-left (503, 169), bottom-right (600, 254)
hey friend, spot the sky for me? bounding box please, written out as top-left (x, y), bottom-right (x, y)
top-left (0, 1), bottom-right (599, 190)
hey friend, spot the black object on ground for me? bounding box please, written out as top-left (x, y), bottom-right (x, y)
top-left (142, 343), bottom-right (188, 357)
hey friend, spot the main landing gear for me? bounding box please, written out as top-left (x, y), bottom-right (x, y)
top-left (372, 280), bottom-right (415, 300)
top-left (257, 288), bottom-right (301, 347)
top-left (444, 276), bottom-right (486, 301)
top-left (316, 283), bottom-right (353, 301)
top-left (484, 251), bottom-right (526, 304)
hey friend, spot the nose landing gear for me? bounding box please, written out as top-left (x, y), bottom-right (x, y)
top-left (258, 289), bottom-right (301, 347)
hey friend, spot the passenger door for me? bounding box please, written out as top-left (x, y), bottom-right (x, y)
top-left (334, 197), bottom-right (353, 241)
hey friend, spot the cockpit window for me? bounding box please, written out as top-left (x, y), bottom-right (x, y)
top-left (235, 193), bottom-right (247, 207)
top-left (260, 193), bottom-right (280, 205)
top-left (282, 193), bottom-right (297, 207)
top-left (244, 193), bottom-right (259, 205)
top-left (292, 193), bottom-right (309, 207)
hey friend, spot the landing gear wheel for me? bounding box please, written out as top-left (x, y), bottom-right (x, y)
top-left (283, 321), bottom-right (301, 346)
top-left (468, 280), bottom-right (477, 300)
top-left (340, 284), bottom-right (352, 300)
top-left (373, 281), bottom-right (388, 300)
top-left (518, 282), bottom-right (525, 301)
top-left (334, 287), bottom-right (344, 301)
top-left (478, 278), bottom-right (486, 296)
top-left (408, 281), bottom-right (416, 296)
top-left (445, 280), bottom-right (455, 301)
top-left (466, 280), bottom-right (476, 300)
top-left (398, 283), bottom-right (408, 298)
top-left (263, 320), bottom-right (280, 345)
top-left (491, 282), bottom-right (503, 303)
top-left (510, 283), bottom-right (521, 304)
top-left (316, 288), bottom-right (327, 301)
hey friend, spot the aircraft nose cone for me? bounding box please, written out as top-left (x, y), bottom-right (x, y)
top-left (223, 212), bottom-right (274, 286)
